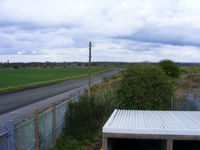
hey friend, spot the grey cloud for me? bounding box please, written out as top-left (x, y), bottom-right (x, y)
top-left (1, 23), bottom-right (78, 32)
top-left (0, 0), bottom-right (200, 62)
top-left (115, 25), bottom-right (200, 47)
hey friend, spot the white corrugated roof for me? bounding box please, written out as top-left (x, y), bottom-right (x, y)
top-left (103, 109), bottom-right (200, 136)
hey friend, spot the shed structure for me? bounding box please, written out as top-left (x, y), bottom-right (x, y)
top-left (102, 110), bottom-right (200, 150)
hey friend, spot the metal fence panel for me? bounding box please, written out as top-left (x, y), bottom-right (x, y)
top-left (15, 118), bottom-right (35, 150)
top-left (39, 108), bottom-right (53, 150)
top-left (0, 94), bottom-right (82, 150)
top-left (56, 101), bottom-right (69, 138)
top-left (172, 92), bottom-right (200, 111)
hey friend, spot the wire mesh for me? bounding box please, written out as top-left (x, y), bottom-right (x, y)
top-left (56, 100), bottom-right (69, 139)
top-left (172, 92), bottom-right (200, 111)
top-left (14, 117), bottom-right (35, 150)
top-left (1, 94), bottom-right (82, 150)
top-left (38, 108), bottom-right (53, 150)
top-left (0, 133), bottom-right (8, 150)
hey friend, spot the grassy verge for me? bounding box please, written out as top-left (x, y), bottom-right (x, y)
top-left (0, 68), bottom-right (113, 93)
top-left (49, 133), bottom-right (102, 150)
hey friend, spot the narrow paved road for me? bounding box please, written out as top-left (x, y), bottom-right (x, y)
top-left (0, 69), bottom-right (120, 115)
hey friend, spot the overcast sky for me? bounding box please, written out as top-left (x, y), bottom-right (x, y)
top-left (0, 0), bottom-right (200, 62)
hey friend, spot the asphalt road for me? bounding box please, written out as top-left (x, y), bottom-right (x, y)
top-left (0, 69), bottom-right (120, 115)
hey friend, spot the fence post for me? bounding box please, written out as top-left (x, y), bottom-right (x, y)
top-left (70, 94), bottom-right (73, 102)
top-left (78, 90), bottom-right (80, 100)
top-left (85, 89), bottom-right (88, 95)
top-left (34, 109), bottom-right (39, 150)
top-left (52, 102), bottom-right (56, 146)
top-left (6, 120), bottom-right (15, 150)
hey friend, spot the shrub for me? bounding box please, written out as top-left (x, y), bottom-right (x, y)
top-left (117, 64), bottom-right (174, 110)
top-left (13, 65), bottom-right (19, 69)
top-left (159, 59), bottom-right (180, 78)
top-left (64, 94), bottom-right (117, 139)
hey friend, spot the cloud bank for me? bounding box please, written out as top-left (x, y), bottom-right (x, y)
top-left (0, 0), bottom-right (200, 62)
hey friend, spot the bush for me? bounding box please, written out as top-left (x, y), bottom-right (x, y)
top-left (159, 59), bottom-right (180, 78)
top-left (13, 65), bottom-right (19, 69)
top-left (64, 94), bottom-right (116, 139)
top-left (117, 64), bottom-right (174, 110)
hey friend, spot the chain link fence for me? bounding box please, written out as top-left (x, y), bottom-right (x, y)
top-left (172, 92), bottom-right (200, 111)
top-left (0, 91), bottom-right (84, 150)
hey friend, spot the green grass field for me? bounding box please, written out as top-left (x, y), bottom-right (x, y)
top-left (0, 68), bottom-right (110, 93)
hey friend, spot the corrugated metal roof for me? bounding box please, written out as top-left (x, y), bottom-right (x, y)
top-left (103, 109), bottom-right (200, 135)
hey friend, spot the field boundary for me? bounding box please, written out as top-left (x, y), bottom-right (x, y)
top-left (0, 68), bottom-right (113, 94)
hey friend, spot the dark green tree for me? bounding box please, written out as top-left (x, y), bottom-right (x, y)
top-left (159, 59), bottom-right (180, 78)
top-left (117, 64), bottom-right (174, 110)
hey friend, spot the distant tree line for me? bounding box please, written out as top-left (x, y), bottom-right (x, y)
top-left (0, 61), bottom-right (199, 70)
top-left (0, 62), bottom-right (128, 69)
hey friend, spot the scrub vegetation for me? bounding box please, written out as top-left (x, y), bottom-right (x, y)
top-left (49, 74), bottom-right (121, 150)
top-left (0, 68), bottom-right (111, 93)
top-left (50, 62), bottom-right (200, 149)
top-left (175, 65), bottom-right (200, 98)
